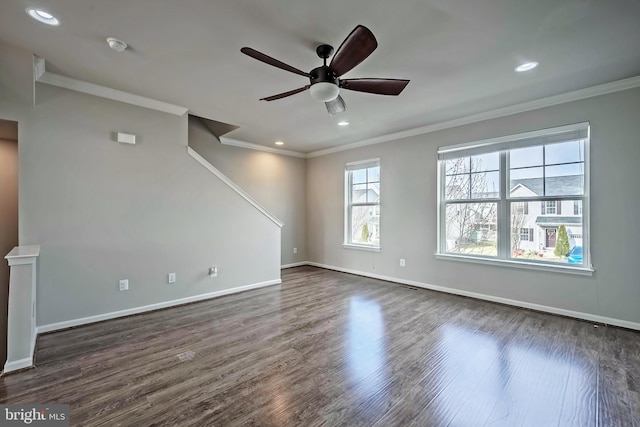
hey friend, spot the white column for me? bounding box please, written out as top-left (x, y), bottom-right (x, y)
top-left (3, 245), bottom-right (40, 374)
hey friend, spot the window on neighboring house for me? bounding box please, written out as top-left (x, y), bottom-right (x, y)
top-left (438, 122), bottom-right (590, 270)
top-left (544, 201), bottom-right (559, 215)
top-left (514, 201), bottom-right (529, 215)
top-left (519, 228), bottom-right (534, 242)
top-left (345, 159), bottom-right (380, 249)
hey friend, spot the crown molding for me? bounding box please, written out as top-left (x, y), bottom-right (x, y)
top-left (220, 137), bottom-right (307, 158)
top-left (33, 57), bottom-right (188, 116)
top-left (306, 75), bottom-right (640, 158)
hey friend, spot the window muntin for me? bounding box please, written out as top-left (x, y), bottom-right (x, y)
top-left (345, 160), bottom-right (380, 248)
top-left (438, 123), bottom-right (589, 269)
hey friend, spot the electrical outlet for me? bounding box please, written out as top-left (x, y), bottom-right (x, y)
top-left (400, 258), bottom-right (406, 267)
top-left (293, 247), bottom-right (298, 254)
top-left (209, 266), bottom-right (218, 277)
top-left (168, 272), bottom-right (176, 284)
top-left (119, 279), bottom-right (129, 291)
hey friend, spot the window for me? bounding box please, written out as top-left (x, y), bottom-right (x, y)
top-left (345, 159), bottom-right (380, 249)
top-left (574, 200), bottom-right (582, 215)
top-left (438, 122), bottom-right (590, 271)
top-left (519, 228), bottom-right (533, 242)
top-left (544, 201), bottom-right (557, 215)
top-left (514, 201), bottom-right (529, 215)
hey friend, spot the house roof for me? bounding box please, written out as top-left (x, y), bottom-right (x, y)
top-left (536, 216), bottom-right (582, 225)
top-left (1, 1), bottom-right (639, 154)
top-left (510, 175), bottom-right (583, 196)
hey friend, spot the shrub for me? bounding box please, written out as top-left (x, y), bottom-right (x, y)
top-left (554, 225), bottom-right (570, 257)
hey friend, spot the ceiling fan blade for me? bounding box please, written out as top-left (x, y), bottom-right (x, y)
top-left (241, 47), bottom-right (310, 77)
top-left (329, 25), bottom-right (378, 77)
top-left (325, 95), bottom-right (346, 116)
top-left (340, 78), bottom-right (409, 95)
top-left (260, 85), bottom-right (310, 101)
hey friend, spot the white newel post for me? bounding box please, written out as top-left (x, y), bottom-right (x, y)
top-left (3, 245), bottom-right (40, 374)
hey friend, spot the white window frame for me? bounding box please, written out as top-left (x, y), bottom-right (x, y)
top-left (436, 122), bottom-right (592, 275)
top-left (344, 158), bottom-right (381, 251)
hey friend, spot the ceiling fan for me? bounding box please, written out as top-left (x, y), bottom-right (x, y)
top-left (241, 25), bottom-right (410, 116)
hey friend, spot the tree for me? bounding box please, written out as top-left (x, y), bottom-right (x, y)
top-left (445, 157), bottom-right (497, 253)
top-left (555, 225), bottom-right (570, 257)
top-left (361, 223), bottom-right (370, 243)
top-left (511, 202), bottom-right (526, 253)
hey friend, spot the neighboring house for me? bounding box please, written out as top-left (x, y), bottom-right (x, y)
top-left (352, 186), bottom-right (380, 244)
top-left (510, 175), bottom-right (583, 252)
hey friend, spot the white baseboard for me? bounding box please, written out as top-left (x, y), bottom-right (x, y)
top-left (281, 262), bottom-right (309, 269)
top-left (3, 356), bottom-right (33, 374)
top-left (2, 324), bottom-right (37, 375)
top-left (37, 279), bottom-right (281, 334)
top-left (307, 262), bottom-right (640, 331)
top-left (30, 329), bottom-right (37, 358)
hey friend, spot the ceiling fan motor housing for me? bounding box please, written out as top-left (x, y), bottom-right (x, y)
top-left (309, 66), bottom-right (338, 86)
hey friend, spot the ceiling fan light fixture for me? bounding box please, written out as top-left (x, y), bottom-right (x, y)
top-left (309, 82), bottom-right (340, 102)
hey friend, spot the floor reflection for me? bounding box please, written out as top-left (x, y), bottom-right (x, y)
top-left (345, 297), bottom-right (387, 398)
top-left (423, 323), bottom-right (501, 424)
top-left (436, 324), bottom-right (589, 426)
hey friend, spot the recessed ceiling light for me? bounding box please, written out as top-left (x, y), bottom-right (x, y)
top-left (106, 37), bottom-right (128, 52)
top-left (26, 8), bottom-right (61, 26)
top-left (275, 141), bottom-right (284, 146)
top-left (515, 61), bottom-right (539, 72)
top-left (338, 121), bottom-right (350, 126)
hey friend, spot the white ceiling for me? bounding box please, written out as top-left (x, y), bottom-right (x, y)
top-left (1, 0), bottom-right (639, 153)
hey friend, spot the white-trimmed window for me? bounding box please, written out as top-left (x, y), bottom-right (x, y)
top-left (437, 122), bottom-right (591, 272)
top-left (545, 201), bottom-right (558, 215)
top-left (345, 159), bottom-right (380, 249)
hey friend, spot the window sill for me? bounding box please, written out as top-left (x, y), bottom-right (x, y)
top-left (434, 253), bottom-right (594, 276)
top-left (343, 244), bottom-right (381, 252)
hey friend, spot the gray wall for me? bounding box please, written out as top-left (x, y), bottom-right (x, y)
top-left (0, 41), bottom-right (33, 106)
top-left (0, 134), bottom-right (19, 366)
top-left (16, 85), bottom-right (280, 326)
top-left (307, 87), bottom-right (640, 325)
top-left (188, 117), bottom-right (307, 266)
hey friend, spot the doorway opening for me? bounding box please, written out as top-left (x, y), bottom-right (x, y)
top-left (0, 118), bottom-right (19, 370)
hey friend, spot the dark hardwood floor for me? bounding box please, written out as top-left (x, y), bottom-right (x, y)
top-left (1, 266), bottom-right (639, 426)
